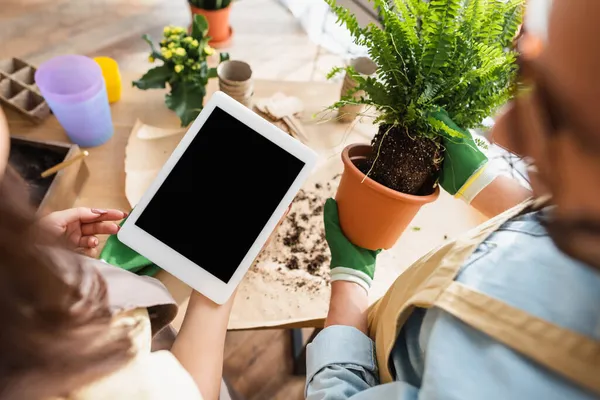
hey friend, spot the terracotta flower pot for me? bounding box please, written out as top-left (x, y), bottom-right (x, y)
top-left (189, 4), bottom-right (233, 48)
top-left (335, 144), bottom-right (440, 250)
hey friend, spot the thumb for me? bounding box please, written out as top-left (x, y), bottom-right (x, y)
top-left (323, 198), bottom-right (340, 228)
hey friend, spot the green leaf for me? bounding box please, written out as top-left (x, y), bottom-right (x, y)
top-left (500, 0), bottom-right (524, 47)
top-left (142, 34), bottom-right (163, 59)
top-left (192, 14), bottom-right (209, 40)
top-left (461, 0), bottom-right (485, 42)
top-left (208, 67), bottom-right (218, 79)
top-left (477, 0), bottom-right (506, 45)
top-left (326, 66), bottom-right (345, 80)
top-left (165, 83), bottom-right (206, 126)
top-left (219, 52), bottom-right (230, 63)
top-left (421, 0), bottom-right (461, 77)
top-left (324, 0), bottom-right (368, 44)
top-left (199, 62), bottom-right (208, 80)
top-left (132, 65), bottom-right (172, 90)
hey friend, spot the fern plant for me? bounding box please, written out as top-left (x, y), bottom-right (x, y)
top-left (189, 0), bottom-right (232, 10)
top-left (326, 0), bottom-right (524, 193)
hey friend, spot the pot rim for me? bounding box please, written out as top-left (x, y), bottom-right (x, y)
top-left (341, 143), bottom-right (440, 204)
top-left (189, 4), bottom-right (232, 14)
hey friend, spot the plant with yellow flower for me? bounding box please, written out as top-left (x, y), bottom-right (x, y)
top-left (133, 15), bottom-right (229, 126)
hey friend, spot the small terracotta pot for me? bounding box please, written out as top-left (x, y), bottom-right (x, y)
top-left (338, 57), bottom-right (377, 123)
top-left (189, 4), bottom-right (233, 47)
top-left (335, 144), bottom-right (440, 250)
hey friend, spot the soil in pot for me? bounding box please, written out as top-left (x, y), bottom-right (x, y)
top-left (8, 139), bottom-right (68, 207)
top-left (360, 124), bottom-right (442, 195)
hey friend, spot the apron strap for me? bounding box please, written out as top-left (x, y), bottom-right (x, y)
top-left (369, 200), bottom-right (537, 384)
top-left (435, 282), bottom-right (600, 395)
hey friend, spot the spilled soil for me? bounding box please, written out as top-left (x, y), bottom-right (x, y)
top-left (252, 174), bottom-right (342, 293)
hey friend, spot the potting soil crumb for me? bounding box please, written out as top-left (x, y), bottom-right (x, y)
top-left (251, 173), bottom-right (342, 292)
top-left (286, 256), bottom-right (300, 270)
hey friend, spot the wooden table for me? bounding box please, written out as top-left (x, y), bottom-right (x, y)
top-left (5, 72), bottom-right (484, 331)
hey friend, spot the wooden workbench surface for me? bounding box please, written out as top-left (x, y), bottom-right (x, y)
top-left (5, 73), bottom-right (483, 330)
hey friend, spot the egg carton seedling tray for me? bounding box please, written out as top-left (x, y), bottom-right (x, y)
top-left (0, 58), bottom-right (50, 123)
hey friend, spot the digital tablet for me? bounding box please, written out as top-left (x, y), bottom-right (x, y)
top-left (118, 92), bottom-right (318, 304)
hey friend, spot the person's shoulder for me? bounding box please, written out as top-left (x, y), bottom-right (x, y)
top-left (70, 350), bottom-right (202, 400)
top-left (457, 211), bottom-right (600, 338)
top-left (412, 211), bottom-right (599, 399)
top-left (70, 308), bottom-right (202, 400)
top-left (420, 308), bottom-right (597, 400)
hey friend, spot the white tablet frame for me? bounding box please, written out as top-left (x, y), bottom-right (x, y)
top-left (118, 91), bottom-right (318, 304)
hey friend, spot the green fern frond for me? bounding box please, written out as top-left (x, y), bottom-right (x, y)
top-left (405, 0), bottom-right (429, 18)
top-left (374, 0), bottom-right (417, 71)
top-left (461, 0), bottom-right (487, 40)
top-left (421, 0), bottom-right (462, 77)
top-left (367, 25), bottom-right (409, 91)
top-left (326, 66), bottom-right (346, 80)
top-left (325, 0), bottom-right (524, 140)
top-left (418, 83), bottom-right (441, 105)
top-left (324, 0), bottom-right (367, 45)
top-left (391, 0), bottom-right (419, 46)
top-left (477, 0), bottom-right (506, 45)
top-left (427, 116), bottom-right (467, 138)
top-left (476, 43), bottom-right (504, 68)
top-left (500, 0), bottom-right (524, 47)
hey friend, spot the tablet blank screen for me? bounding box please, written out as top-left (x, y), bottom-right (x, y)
top-left (135, 106), bottom-right (305, 283)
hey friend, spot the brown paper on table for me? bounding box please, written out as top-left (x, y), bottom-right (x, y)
top-left (124, 120), bottom-right (185, 206)
top-left (124, 119), bottom-right (485, 330)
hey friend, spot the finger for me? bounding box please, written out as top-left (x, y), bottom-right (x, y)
top-left (83, 208), bottom-right (127, 223)
top-left (78, 235), bottom-right (99, 249)
top-left (48, 208), bottom-right (127, 225)
top-left (323, 198), bottom-right (340, 227)
top-left (75, 247), bottom-right (99, 258)
top-left (81, 221), bottom-right (120, 236)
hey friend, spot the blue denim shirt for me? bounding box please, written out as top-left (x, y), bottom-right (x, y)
top-left (306, 211), bottom-right (600, 399)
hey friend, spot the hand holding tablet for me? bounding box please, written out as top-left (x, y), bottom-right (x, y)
top-left (118, 92), bottom-right (317, 304)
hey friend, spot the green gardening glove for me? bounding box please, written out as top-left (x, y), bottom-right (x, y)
top-left (432, 110), bottom-right (492, 202)
top-left (324, 198), bottom-right (381, 292)
top-left (99, 218), bottom-right (161, 277)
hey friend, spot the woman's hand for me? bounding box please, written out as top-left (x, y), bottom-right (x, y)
top-left (39, 208), bottom-right (127, 257)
